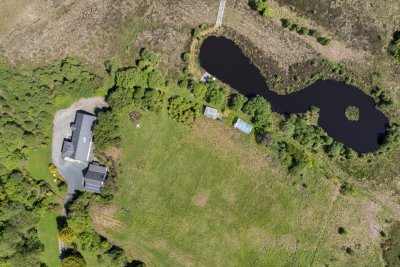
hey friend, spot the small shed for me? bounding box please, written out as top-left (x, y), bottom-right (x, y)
top-left (200, 72), bottom-right (213, 82)
top-left (204, 106), bottom-right (220, 120)
top-left (234, 118), bottom-right (253, 134)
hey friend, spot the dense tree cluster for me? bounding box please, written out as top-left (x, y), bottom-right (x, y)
top-left (0, 61), bottom-right (99, 266)
top-left (279, 108), bottom-right (359, 160)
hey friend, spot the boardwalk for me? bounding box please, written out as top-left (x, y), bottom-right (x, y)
top-left (215, 0), bottom-right (227, 27)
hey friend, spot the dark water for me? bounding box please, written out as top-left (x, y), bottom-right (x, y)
top-left (199, 36), bottom-right (388, 153)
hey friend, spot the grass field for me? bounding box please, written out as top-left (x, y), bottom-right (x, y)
top-left (37, 211), bottom-right (61, 267)
top-left (93, 111), bottom-right (386, 266)
top-left (26, 146), bottom-right (65, 197)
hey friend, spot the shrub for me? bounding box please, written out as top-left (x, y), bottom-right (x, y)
top-left (345, 247), bottom-right (354, 255)
top-left (228, 94), bottom-right (247, 111)
top-left (249, 0), bottom-right (272, 17)
top-left (58, 226), bottom-right (76, 243)
top-left (388, 31), bottom-right (400, 60)
top-left (281, 18), bottom-right (292, 28)
top-left (147, 70), bottom-right (165, 88)
top-left (308, 29), bottom-right (321, 38)
top-left (317, 37), bottom-right (331, 46)
top-left (62, 254), bottom-right (86, 267)
top-left (191, 82), bottom-right (208, 100)
top-left (338, 227), bottom-right (347, 235)
top-left (181, 52), bottom-right (190, 62)
top-left (167, 96), bottom-right (200, 124)
top-left (297, 26), bottom-right (309, 35)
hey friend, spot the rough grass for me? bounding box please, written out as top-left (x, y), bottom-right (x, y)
top-left (37, 211), bottom-right (61, 267)
top-left (93, 111), bottom-right (386, 266)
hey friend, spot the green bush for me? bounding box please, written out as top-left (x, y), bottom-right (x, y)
top-left (191, 82), bottom-right (208, 100)
top-left (168, 96), bottom-right (200, 124)
top-left (317, 37), bottom-right (331, 46)
top-left (62, 254), bottom-right (86, 267)
top-left (181, 52), bottom-right (190, 62)
top-left (249, 0), bottom-right (272, 17)
top-left (229, 94), bottom-right (247, 111)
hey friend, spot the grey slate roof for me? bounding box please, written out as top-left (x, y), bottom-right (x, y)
top-left (234, 118), bottom-right (253, 135)
top-left (62, 111), bottom-right (96, 162)
top-left (83, 163), bottom-right (107, 193)
top-left (62, 141), bottom-right (74, 158)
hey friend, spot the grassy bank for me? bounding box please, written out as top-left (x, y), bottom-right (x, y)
top-left (37, 211), bottom-right (61, 267)
top-left (94, 111), bottom-right (385, 266)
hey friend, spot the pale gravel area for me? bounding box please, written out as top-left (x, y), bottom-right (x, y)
top-left (51, 97), bottom-right (108, 195)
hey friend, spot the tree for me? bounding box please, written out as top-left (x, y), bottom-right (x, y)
top-left (167, 96), bottom-right (200, 124)
top-left (191, 82), bottom-right (208, 100)
top-left (250, 0), bottom-right (272, 17)
top-left (280, 115), bottom-right (296, 136)
top-left (115, 68), bottom-right (148, 89)
top-left (327, 142), bottom-right (343, 157)
top-left (106, 87), bottom-right (133, 110)
top-left (229, 94), bottom-right (247, 111)
top-left (93, 111), bottom-right (121, 150)
top-left (148, 70), bottom-right (165, 88)
top-left (242, 95), bottom-right (269, 116)
top-left (58, 226), bottom-right (76, 243)
top-left (205, 88), bottom-right (226, 107)
top-left (62, 254), bottom-right (86, 267)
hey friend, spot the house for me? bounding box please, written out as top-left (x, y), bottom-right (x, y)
top-left (83, 163), bottom-right (107, 193)
top-left (203, 106), bottom-right (220, 120)
top-left (234, 118), bottom-right (253, 134)
top-left (62, 111), bottom-right (96, 164)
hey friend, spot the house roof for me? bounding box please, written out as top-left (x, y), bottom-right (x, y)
top-left (84, 163), bottom-right (107, 181)
top-left (204, 106), bottom-right (219, 120)
top-left (83, 163), bottom-right (107, 193)
top-left (64, 111), bottom-right (96, 162)
top-left (62, 141), bottom-right (74, 158)
top-left (234, 118), bottom-right (253, 134)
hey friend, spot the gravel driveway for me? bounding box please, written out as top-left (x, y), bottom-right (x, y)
top-left (52, 97), bottom-right (108, 195)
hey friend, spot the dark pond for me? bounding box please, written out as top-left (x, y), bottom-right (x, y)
top-left (199, 36), bottom-right (388, 153)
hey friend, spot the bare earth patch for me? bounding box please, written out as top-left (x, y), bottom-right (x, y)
top-left (193, 191), bottom-right (210, 207)
top-left (105, 147), bottom-right (122, 163)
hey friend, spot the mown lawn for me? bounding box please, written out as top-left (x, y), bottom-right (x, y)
top-left (96, 111), bottom-right (385, 266)
top-left (37, 211), bottom-right (61, 267)
top-left (26, 146), bottom-right (65, 197)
